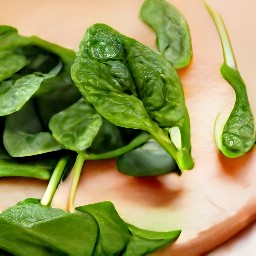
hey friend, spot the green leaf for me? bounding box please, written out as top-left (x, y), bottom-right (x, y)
top-left (71, 23), bottom-right (194, 170)
top-left (140, 0), bottom-right (192, 69)
top-left (76, 201), bottom-right (131, 256)
top-left (0, 199), bottom-right (98, 256)
top-left (0, 53), bottom-right (27, 82)
top-left (123, 223), bottom-right (181, 256)
top-left (0, 26), bottom-right (30, 56)
top-left (0, 148), bottom-right (56, 179)
top-left (0, 25), bottom-right (76, 118)
top-left (217, 64), bottom-right (255, 157)
top-left (3, 101), bottom-right (62, 157)
top-left (117, 139), bottom-right (178, 176)
top-left (205, 2), bottom-right (255, 157)
top-left (49, 98), bottom-right (102, 152)
top-left (89, 119), bottom-right (126, 154)
top-left (0, 72), bottom-right (56, 116)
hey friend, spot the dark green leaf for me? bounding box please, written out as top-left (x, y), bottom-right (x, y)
top-left (0, 199), bottom-right (98, 256)
top-left (205, 3), bottom-right (255, 157)
top-left (3, 101), bottom-right (62, 157)
top-left (218, 64), bottom-right (255, 157)
top-left (71, 23), bottom-right (194, 170)
top-left (0, 148), bottom-right (56, 179)
top-left (123, 223), bottom-right (181, 256)
top-left (140, 0), bottom-right (192, 69)
top-left (0, 72), bottom-right (56, 116)
top-left (0, 53), bottom-right (27, 82)
top-left (76, 201), bottom-right (131, 256)
top-left (117, 139), bottom-right (177, 176)
top-left (89, 119), bottom-right (126, 154)
top-left (49, 98), bottom-right (102, 152)
top-left (0, 25), bottom-right (76, 117)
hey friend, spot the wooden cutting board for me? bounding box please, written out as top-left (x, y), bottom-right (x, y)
top-left (0, 0), bottom-right (256, 255)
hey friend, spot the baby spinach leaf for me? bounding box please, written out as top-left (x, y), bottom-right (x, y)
top-left (140, 0), bottom-right (192, 69)
top-left (0, 199), bottom-right (181, 256)
top-left (0, 148), bottom-right (55, 179)
top-left (49, 98), bottom-right (102, 152)
top-left (71, 23), bottom-right (193, 171)
top-left (0, 199), bottom-right (98, 256)
top-left (3, 100), bottom-right (62, 157)
top-left (205, 3), bottom-right (255, 158)
top-left (0, 25), bottom-right (76, 117)
top-left (77, 201), bottom-right (131, 256)
top-left (0, 53), bottom-right (27, 82)
top-left (123, 223), bottom-right (181, 256)
top-left (219, 65), bottom-right (255, 157)
top-left (0, 72), bottom-right (57, 116)
top-left (117, 139), bottom-right (178, 177)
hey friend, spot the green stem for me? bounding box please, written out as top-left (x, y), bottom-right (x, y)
top-left (84, 132), bottom-right (151, 160)
top-left (67, 152), bottom-right (86, 212)
top-left (41, 156), bottom-right (68, 206)
top-left (204, 0), bottom-right (237, 70)
top-left (150, 124), bottom-right (194, 171)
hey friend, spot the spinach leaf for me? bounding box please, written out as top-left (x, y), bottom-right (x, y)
top-left (0, 25), bottom-right (75, 116)
top-left (49, 98), bottom-right (102, 152)
top-left (0, 147), bottom-right (56, 179)
top-left (205, 3), bottom-right (255, 157)
top-left (117, 139), bottom-right (178, 177)
top-left (140, 0), bottom-right (192, 69)
top-left (0, 53), bottom-right (27, 82)
top-left (123, 223), bottom-right (181, 256)
top-left (0, 199), bottom-right (98, 256)
top-left (0, 199), bottom-right (181, 256)
top-left (3, 100), bottom-right (62, 157)
top-left (71, 23), bottom-right (193, 171)
top-left (0, 26), bottom-right (30, 56)
top-left (35, 83), bottom-right (81, 127)
top-left (0, 71), bottom-right (58, 116)
top-left (88, 119), bottom-right (127, 154)
top-left (77, 201), bottom-right (131, 256)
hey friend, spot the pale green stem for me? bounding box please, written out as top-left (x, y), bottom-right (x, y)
top-left (41, 157), bottom-right (68, 206)
top-left (204, 0), bottom-right (237, 70)
top-left (84, 132), bottom-right (150, 160)
top-left (67, 153), bottom-right (86, 212)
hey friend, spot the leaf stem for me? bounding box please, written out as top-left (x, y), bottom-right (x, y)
top-left (84, 132), bottom-right (151, 160)
top-left (67, 152), bottom-right (86, 212)
top-left (149, 124), bottom-right (194, 171)
top-left (41, 156), bottom-right (68, 206)
top-left (204, 0), bottom-right (237, 70)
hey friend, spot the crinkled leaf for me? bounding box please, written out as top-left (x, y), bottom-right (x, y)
top-left (140, 0), bottom-right (192, 68)
top-left (218, 64), bottom-right (255, 157)
top-left (71, 23), bottom-right (193, 170)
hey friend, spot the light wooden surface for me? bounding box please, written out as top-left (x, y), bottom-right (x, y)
top-left (0, 0), bottom-right (256, 255)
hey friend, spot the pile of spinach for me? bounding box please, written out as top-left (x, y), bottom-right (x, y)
top-left (0, 0), bottom-right (198, 254)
